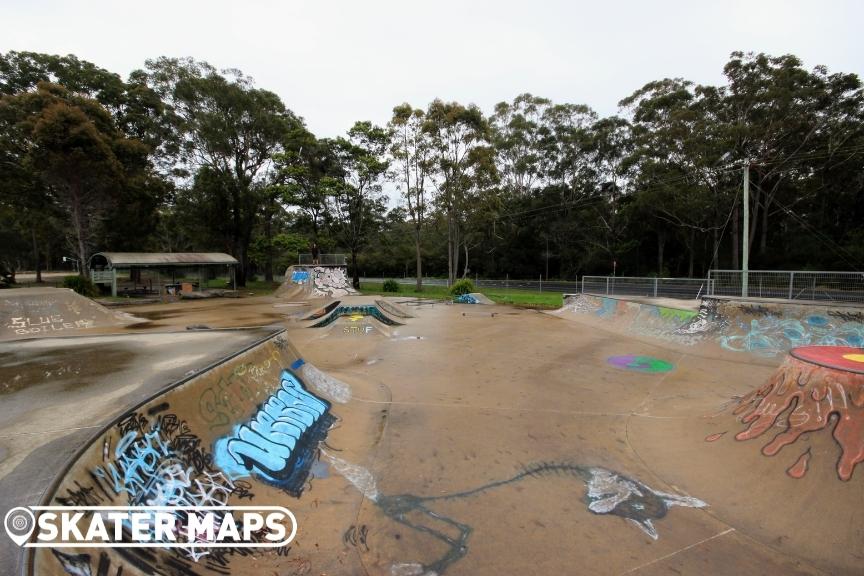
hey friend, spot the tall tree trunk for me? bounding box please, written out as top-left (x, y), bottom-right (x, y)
top-left (447, 209), bottom-right (454, 285)
top-left (32, 229), bottom-right (42, 283)
top-left (264, 203), bottom-right (274, 283)
top-left (350, 247), bottom-right (360, 289)
top-left (462, 243), bottom-right (469, 278)
top-left (235, 244), bottom-right (247, 287)
top-left (414, 225), bottom-right (423, 292)
top-left (688, 229), bottom-right (695, 278)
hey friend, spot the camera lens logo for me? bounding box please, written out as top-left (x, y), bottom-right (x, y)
top-left (4, 507), bottom-right (35, 546)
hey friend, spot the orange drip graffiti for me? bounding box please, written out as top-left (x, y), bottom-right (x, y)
top-left (786, 449), bottom-right (811, 479)
top-left (733, 356), bottom-right (864, 481)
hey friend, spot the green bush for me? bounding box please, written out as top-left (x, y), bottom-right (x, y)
top-left (63, 275), bottom-right (98, 297)
top-left (382, 278), bottom-right (400, 293)
top-left (449, 279), bottom-right (475, 296)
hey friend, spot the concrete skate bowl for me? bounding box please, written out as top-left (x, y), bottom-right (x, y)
top-left (275, 266), bottom-right (358, 300)
top-left (1, 288), bottom-right (141, 341)
top-left (25, 330), bottom-right (387, 576)
top-left (557, 293), bottom-right (864, 357)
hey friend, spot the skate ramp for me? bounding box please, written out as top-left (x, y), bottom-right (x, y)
top-left (26, 330), bottom-right (387, 576)
top-left (1, 288), bottom-right (141, 341)
top-left (556, 293), bottom-right (864, 356)
top-left (374, 299), bottom-right (414, 318)
top-left (308, 304), bottom-right (403, 328)
top-left (275, 266), bottom-right (358, 300)
top-left (18, 298), bottom-right (864, 575)
top-left (683, 297), bottom-right (864, 356)
top-left (305, 304), bottom-right (403, 340)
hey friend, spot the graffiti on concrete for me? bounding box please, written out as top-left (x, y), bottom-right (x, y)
top-left (675, 298), bottom-right (727, 336)
top-left (454, 294), bottom-right (479, 304)
top-left (79, 407), bottom-right (256, 571)
top-left (198, 345), bottom-right (284, 430)
top-left (343, 524), bottom-right (370, 551)
top-left (326, 455), bottom-right (706, 575)
top-left (5, 315), bottom-right (94, 336)
top-left (291, 269), bottom-right (310, 284)
top-left (719, 314), bottom-right (864, 357)
top-left (738, 304), bottom-right (772, 317)
top-left (311, 266), bottom-right (357, 298)
top-left (213, 369), bottom-right (334, 496)
top-left (607, 355), bottom-right (675, 373)
top-left (732, 348), bottom-right (864, 480)
top-left (309, 305), bottom-right (402, 328)
top-left (829, 309), bottom-right (864, 323)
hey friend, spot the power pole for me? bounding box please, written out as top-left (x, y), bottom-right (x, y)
top-left (742, 162), bottom-right (749, 298)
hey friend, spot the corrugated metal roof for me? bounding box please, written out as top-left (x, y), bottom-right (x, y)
top-left (92, 252), bottom-right (238, 267)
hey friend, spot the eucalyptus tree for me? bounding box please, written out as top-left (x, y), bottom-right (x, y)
top-left (328, 121), bottom-right (390, 288)
top-left (141, 57), bottom-right (304, 285)
top-left (423, 100), bottom-right (495, 284)
top-left (389, 104), bottom-right (434, 290)
top-left (719, 52), bottom-right (864, 263)
top-left (0, 51), bottom-right (169, 277)
top-left (0, 82), bottom-right (153, 277)
top-left (490, 93), bottom-right (550, 197)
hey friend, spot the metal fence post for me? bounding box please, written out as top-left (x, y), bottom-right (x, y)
top-left (539, 274), bottom-right (543, 293)
top-left (605, 277), bottom-right (610, 295)
top-left (788, 272), bottom-right (794, 300)
top-left (653, 277), bottom-right (658, 297)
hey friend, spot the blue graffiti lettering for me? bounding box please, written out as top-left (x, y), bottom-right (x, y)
top-left (291, 270), bottom-right (310, 283)
top-left (213, 370), bottom-right (334, 496)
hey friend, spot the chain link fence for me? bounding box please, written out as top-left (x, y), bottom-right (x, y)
top-left (363, 270), bottom-right (864, 303)
top-left (298, 254), bottom-right (347, 266)
top-left (581, 276), bottom-right (708, 299)
top-left (707, 270), bottom-right (864, 302)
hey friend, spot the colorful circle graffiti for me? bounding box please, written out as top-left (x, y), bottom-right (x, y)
top-left (790, 345), bottom-right (864, 374)
top-left (606, 355), bottom-right (674, 373)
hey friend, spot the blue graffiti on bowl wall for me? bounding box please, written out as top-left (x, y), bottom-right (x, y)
top-left (719, 314), bottom-right (864, 356)
top-left (291, 270), bottom-right (310, 284)
top-left (213, 367), bottom-right (334, 497)
top-left (597, 297), bottom-right (618, 317)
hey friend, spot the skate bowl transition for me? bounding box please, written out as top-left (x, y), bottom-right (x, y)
top-left (9, 289), bottom-right (864, 576)
top-left (24, 329), bottom-right (385, 576)
top-left (1, 288), bottom-right (141, 341)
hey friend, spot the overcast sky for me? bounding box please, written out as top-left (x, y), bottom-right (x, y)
top-left (2, 0), bottom-right (862, 138)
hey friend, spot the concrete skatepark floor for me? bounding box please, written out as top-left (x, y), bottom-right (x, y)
top-left (1, 290), bottom-right (862, 575)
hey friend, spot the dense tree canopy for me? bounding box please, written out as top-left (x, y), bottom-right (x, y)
top-left (1, 49), bottom-right (862, 289)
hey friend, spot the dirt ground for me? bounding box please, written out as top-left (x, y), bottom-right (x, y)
top-left (3, 293), bottom-right (862, 575)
